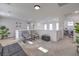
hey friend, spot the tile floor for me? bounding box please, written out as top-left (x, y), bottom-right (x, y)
top-left (18, 37), bottom-right (77, 56)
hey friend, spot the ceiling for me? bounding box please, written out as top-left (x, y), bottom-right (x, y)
top-left (0, 3), bottom-right (79, 22)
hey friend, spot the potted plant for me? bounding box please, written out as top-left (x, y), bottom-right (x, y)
top-left (0, 26), bottom-right (10, 39)
top-left (74, 23), bottom-right (79, 44)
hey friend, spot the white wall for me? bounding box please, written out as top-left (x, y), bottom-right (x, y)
top-left (34, 17), bottom-right (64, 42)
top-left (0, 16), bottom-right (64, 42)
top-left (0, 17), bottom-right (28, 38)
top-left (0, 18), bottom-right (16, 37)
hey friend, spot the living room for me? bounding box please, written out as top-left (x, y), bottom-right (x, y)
top-left (0, 3), bottom-right (79, 56)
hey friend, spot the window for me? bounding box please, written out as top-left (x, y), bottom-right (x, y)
top-left (56, 23), bottom-right (59, 31)
top-left (49, 24), bottom-right (53, 30)
top-left (68, 21), bottom-right (73, 26)
top-left (15, 30), bottom-right (19, 39)
top-left (44, 24), bottom-right (47, 30)
top-left (27, 25), bottom-right (30, 30)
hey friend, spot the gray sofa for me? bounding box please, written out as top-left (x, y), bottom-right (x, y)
top-left (0, 43), bottom-right (27, 56)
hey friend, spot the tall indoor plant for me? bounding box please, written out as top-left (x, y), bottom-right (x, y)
top-left (74, 23), bottom-right (79, 44)
top-left (0, 26), bottom-right (10, 39)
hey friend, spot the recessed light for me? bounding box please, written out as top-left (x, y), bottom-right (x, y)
top-left (34, 5), bottom-right (40, 10)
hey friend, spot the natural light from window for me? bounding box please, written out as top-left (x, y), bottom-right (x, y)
top-left (56, 23), bottom-right (59, 31)
top-left (49, 24), bottom-right (53, 30)
top-left (44, 24), bottom-right (47, 30)
top-left (27, 25), bottom-right (30, 30)
top-left (67, 21), bottom-right (73, 26)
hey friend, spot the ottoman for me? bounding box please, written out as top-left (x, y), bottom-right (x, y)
top-left (41, 35), bottom-right (50, 41)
